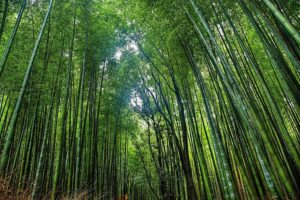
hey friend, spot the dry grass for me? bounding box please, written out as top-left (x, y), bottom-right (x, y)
top-left (0, 178), bottom-right (91, 200)
top-left (61, 192), bottom-right (89, 200)
top-left (0, 178), bottom-right (107, 200)
top-left (0, 178), bottom-right (30, 200)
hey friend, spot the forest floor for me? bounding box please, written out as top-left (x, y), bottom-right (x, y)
top-left (0, 178), bottom-right (30, 200)
top-left (0, 178), bottom-right (87, 200)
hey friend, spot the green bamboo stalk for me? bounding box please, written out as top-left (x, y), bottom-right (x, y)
top-left (262, 0), bottom-right (300, 46)
top-left (0, 0), bottom-right (27, 77)
top-left (0, 0), bottom-right (54, 174)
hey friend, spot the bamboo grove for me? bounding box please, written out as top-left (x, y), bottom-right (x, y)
top-left (0, 0), bottom-right (299, 199)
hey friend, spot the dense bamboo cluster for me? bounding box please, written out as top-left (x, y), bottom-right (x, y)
top-left (0, 0), bottom-right (299, 199)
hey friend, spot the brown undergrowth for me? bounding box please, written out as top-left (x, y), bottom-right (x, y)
top-left (0, 178), bottom-right (88, 200)
top-left (0, 177), bottom-right (30, 200)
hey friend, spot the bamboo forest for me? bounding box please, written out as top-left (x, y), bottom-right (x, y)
top-left (0, 0), bottom-right (300, 199)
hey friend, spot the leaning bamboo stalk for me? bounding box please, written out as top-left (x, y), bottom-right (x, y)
top-left (0, 0), bottom-right (54, 174)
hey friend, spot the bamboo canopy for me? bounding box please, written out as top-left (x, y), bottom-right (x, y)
top-left (0, 0), bottom-right (299, 199)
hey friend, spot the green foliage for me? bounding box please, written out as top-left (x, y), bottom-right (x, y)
top-left (0, 0), bottom-right (299, 199)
